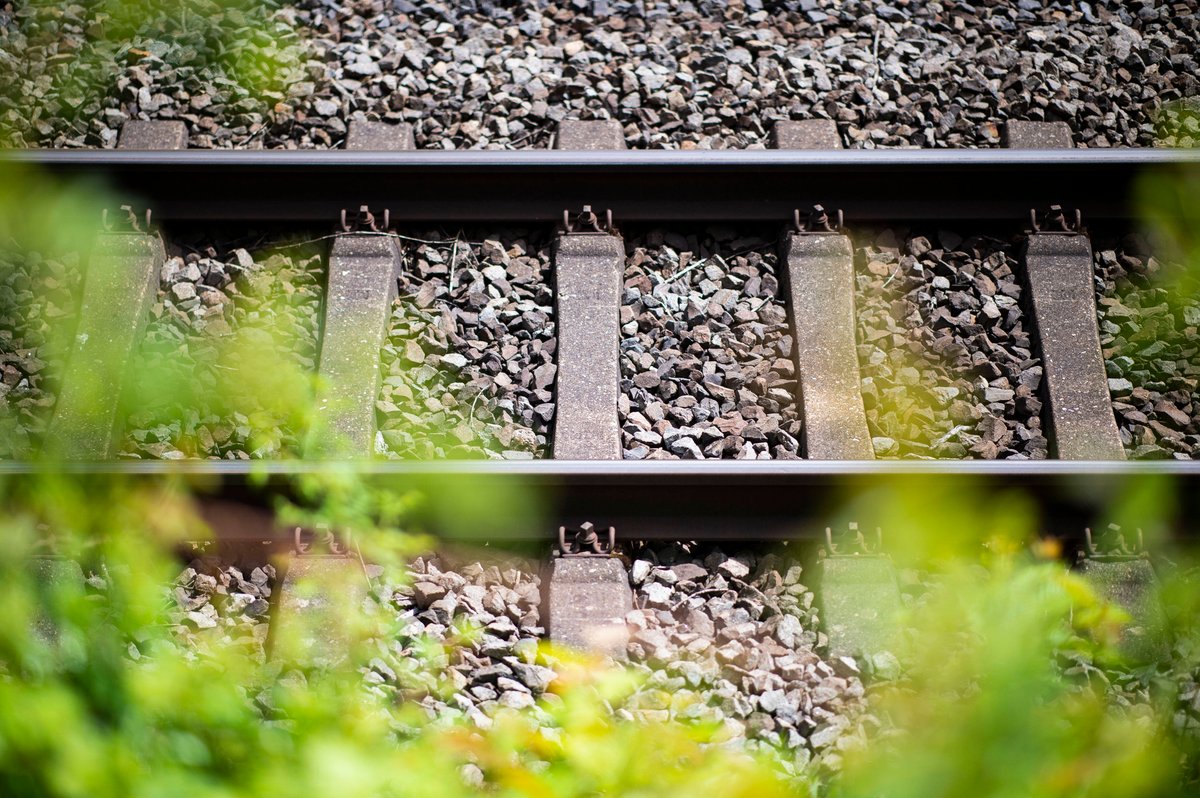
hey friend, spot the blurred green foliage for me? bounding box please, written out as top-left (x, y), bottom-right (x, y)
top-left (0, 160), bottom-right (106, 455)
top-left (1135, 103), bottom-right (1200, 302)
top-left (6, 466), bottom-right (1200, 797)
top-left (0, 0), bottom-right (309, 147)
top-left (0, 147), bottom-right (800, 792)
top-left (830, 475), bottom-right (1200, 798)
top-left (838, 557), bottom-right (1187, 798)
top-left (121, 238), bottom-right (323, 460)
top-left (1155, 101), bottom-right (1200, 150)
top-left (0, 469), bottom-right (805, 797)
top-left (1137, 166), bottom-right (1200, 300)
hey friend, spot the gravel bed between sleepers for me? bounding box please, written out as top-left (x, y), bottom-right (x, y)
top-left (623, 543), bottom-right (869, 772)
top-left (1095, 234), bottom-right (1200, 460)
top-left (120, 235), bottom-right (323, 460)
top-left (370, 555), bottom-right (549, 728)
top-left (168, 557), bottom-right (275, 660)
top-left (0, 243), bottom-right (80, 457)
top-left (372, 542), bottom-right (869, 774)
top-left (376, 229), bottom-right (555, 460)
top-left (854, 229), bottom-right (1048, 460)
top-left (619, 228), bottom-right (801, 460)
top-left (78, 554), bottom-right (276, 662)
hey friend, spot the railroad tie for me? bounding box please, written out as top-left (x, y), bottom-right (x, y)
top-left (28, 555), bottom-right (85, 645)
top-left (780, 230), bottom-right (874, 459)
top-left (1075, 525), bottom-right (1169, 662)
top-left (545, 523), bottom-right (632, 659)
top-left (1004, 123), bottom-right (1124, 460)
top-left (770, 119), bottom-right (842, 150)
top-left (281, 123), bottom-right (409, 665)
top-left (772, 122), bottom-right (873, 459)
top-left (1002, 120), bottom-right (1074, 149)
top-left (44, 232), bottom-right (164, 459)
top-left (552, 120), bottom-right (624, 459)
top-left (271, 531), bottom-right (372, 668)
top-left (1022, 230), bottom-right (1124, 459)
top-left (551, 232), bottom-right (624, 459)
top-left (307, 234), bottom-right (402, 458)
top-left (116, 120), bottom-right (188, 150)
top-left (817, 524), bottom-right (900, 661)
top-left (344, 120), bottom-right (417, 150)
top-left (306, 123), bottom-right (411, 459)
top-left (553, 119), bottom-right (626, 150)
top-left (44, 123), bottom-right (184, 459)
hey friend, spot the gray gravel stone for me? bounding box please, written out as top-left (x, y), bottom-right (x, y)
top-left (360, 542), bottom-right (882, 770)
top-left (622, 542), bottom-right (870, 770)
top-left (0, 1), bottom-right (309, 148)
top-left (165, 557), bottom-right (275, 660)
top-left (369, 554), bottom-right (550, 725)
top-left (287, 1), bottom-right (1199, 149)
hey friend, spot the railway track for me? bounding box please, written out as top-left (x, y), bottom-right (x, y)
top-left (6, 127), bottom-right (1200, 465)
top-left (5, 118), bottom-right (1200, 665)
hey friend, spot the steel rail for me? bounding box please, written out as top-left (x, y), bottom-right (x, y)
top-left (4, 460), bottom-right (1197, 541)
top-left (2, 459), bottom-right (1199, 477)
top-left (6, 148), bottom-right (1198, 224)
top-left (6, 147), bottom-right (1200, 539)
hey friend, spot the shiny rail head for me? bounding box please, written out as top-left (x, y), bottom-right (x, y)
top-left (2, 459), bottom-right (1199, 478)
top-left (7, 148), bottom-right (1200, 167)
